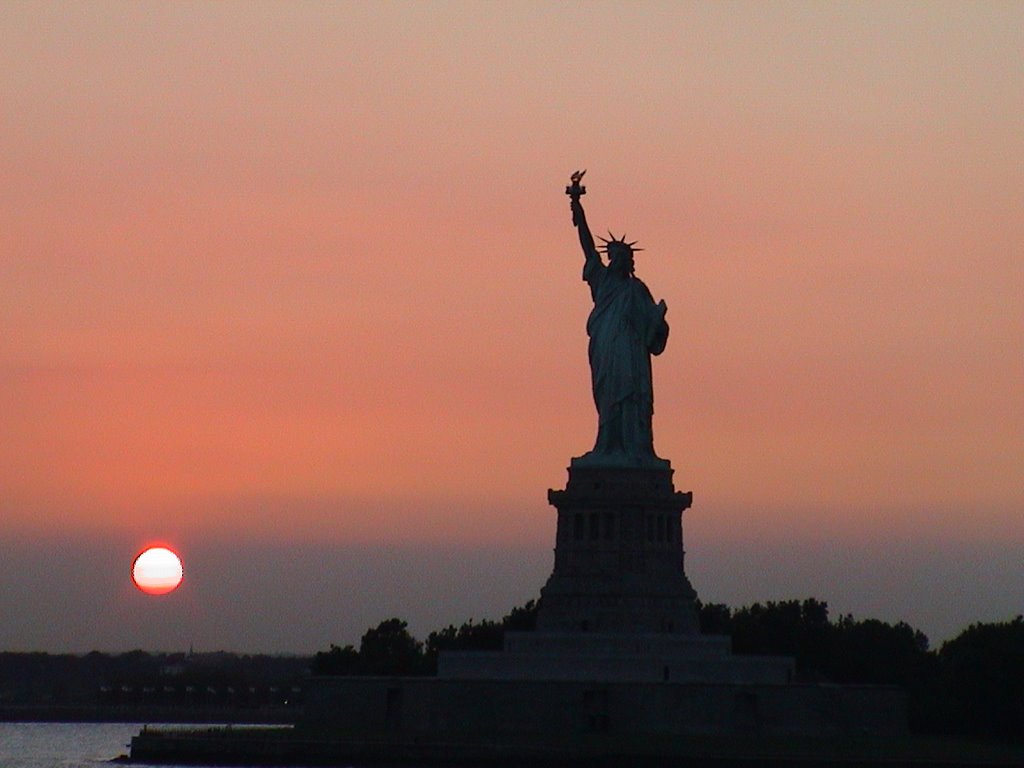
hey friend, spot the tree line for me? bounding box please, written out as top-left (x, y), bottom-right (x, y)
top-left (312, 597), bottom-right (1024, 744)
top-left (312, 599), bottom-right (540, 677)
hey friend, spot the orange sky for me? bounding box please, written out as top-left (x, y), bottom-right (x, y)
top-left (1, 2), bottom-right (1021, 651)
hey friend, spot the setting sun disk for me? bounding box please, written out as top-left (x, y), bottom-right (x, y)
top-left (132, 546), bottom-right (184, 595)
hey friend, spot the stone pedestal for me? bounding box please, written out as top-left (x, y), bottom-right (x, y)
top-left (537, 463), bottom-right (699, 634)
top-left (435, 462), bottom-right (800, 685)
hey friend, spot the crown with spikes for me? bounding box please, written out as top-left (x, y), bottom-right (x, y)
top-left (597, 231), bottom-right (643, 255)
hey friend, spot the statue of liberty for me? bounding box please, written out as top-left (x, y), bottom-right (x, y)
top-left (566, 171), bottom-right (670, 468)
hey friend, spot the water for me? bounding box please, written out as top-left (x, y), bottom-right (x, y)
top-left (0, 722), bottom-right (263, 768)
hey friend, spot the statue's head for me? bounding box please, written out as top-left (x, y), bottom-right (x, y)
top-left (599, 233), bottom-right (641, 276)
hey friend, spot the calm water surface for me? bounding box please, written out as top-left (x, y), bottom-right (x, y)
top-left (0, 722), bottom-right (269, 768)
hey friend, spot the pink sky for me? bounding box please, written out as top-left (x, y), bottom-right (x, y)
top-left (1, 2), bottom-right (1021, 651)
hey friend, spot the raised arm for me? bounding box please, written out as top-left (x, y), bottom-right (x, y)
top-left (566, 170), bottom-right (599, 263)
top-left (571, 198), bottom-right (599, 262)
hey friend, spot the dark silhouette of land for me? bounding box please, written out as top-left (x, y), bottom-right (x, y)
top-left (312, 598), bottom-right (1024, 746)
top-left (4, 599), bottom-right (1022, 745)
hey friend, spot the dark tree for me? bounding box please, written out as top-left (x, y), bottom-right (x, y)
top-left (358, 618), bottom-right (426, 676)
top-left (696, 600), bottom-right (732, 635)
top-left (727, 599), bottom-right (834, 679)
top-left (311, 644), bottom-right (360, 676)
top-left (829, 616), bottom-right (933, 686)
top-left (935, 616), bottom-right (1024, 742)
top-left (502, 598), bottom-right (540, 632)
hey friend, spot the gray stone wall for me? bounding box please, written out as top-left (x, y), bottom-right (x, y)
top-left (438, 631), bottom-right (793, 684)
top-left (301, 676), bottom-right (907, 740)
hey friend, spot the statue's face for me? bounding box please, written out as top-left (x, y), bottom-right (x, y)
top-left (608, 245), bottom-right (634, 275)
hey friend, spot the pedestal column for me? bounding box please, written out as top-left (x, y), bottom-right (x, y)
top-left (537, 464), bottom-right (699, 634)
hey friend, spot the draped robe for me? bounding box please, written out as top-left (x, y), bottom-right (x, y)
top-left (581, 254), bottom-right (669, 465)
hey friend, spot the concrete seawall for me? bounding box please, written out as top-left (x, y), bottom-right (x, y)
top-left (128, 725), bottom-right (1024, 766)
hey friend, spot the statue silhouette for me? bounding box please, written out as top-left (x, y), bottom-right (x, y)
top-left (567, 172), bottom-right (669, 467)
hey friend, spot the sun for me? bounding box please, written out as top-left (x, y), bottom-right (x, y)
top-left (132, 546), bottom-right (184, 595)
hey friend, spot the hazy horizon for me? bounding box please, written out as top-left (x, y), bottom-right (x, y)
top-left (1, 518), bottom-right (1019, 655)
